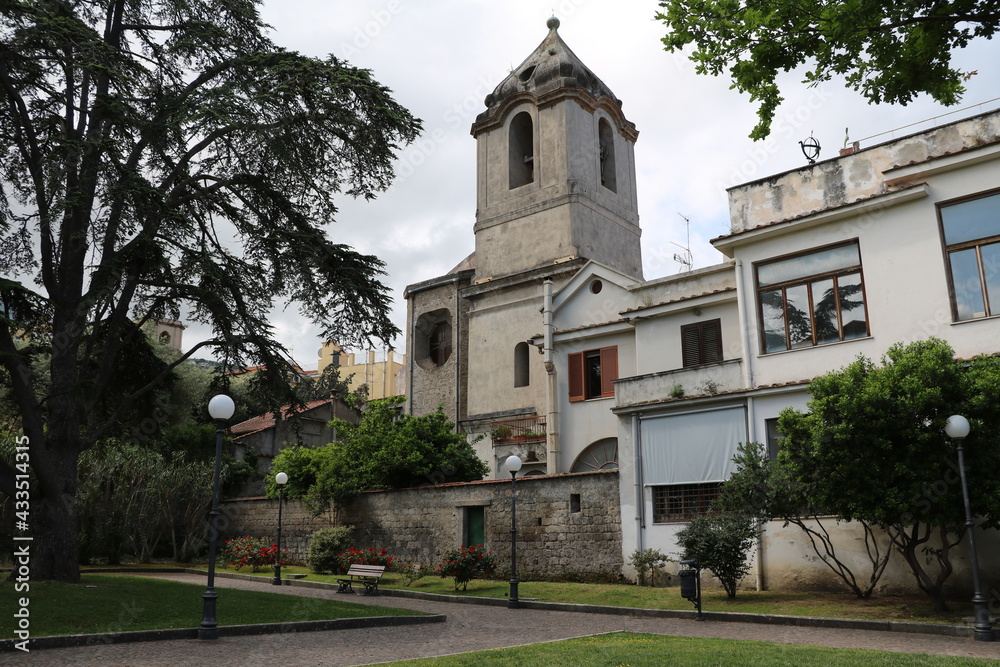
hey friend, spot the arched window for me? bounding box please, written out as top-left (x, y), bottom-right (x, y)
top-left (159, 331), bottom-right (171, 345)
top-left (415, 309), bottom-right (453, 369)
top-left (509, 111), bottom-right (534, 189)
top-left (598, 118), bottom-right (616, 192)
top-left (571, 438), bottom-right (619, 472)
top-left (514, 342), bottom-right (530, 387)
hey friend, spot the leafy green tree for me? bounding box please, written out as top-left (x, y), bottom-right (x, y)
top-left (675, 510), bottom-right (759, 598)
top-left (777, 338), bottom-right (1000, 611)
top-left (268, 397), bottom-right (489, 511)
top-left (0, 0), bottom-right (420, 581)
top-left (657, 0), bottom-right (999, 139)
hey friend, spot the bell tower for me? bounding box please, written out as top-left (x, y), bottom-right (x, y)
top-left (470, 17), bottom-right (642, 281)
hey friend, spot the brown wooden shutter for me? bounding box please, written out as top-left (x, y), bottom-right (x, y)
top-left (703, 319), bottom-right (722, 363)
top-left (681, 323), bottom-right (701, 367)
top-left (599, 346), bottom-right (617, 398)
top-left (568, 351), bottom-right (585, 402)
top-left (681, 319), bottom-right (723, 367)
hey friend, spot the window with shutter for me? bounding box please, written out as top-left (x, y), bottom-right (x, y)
top-left (568, 346), bottom-right (617, 401)
top-left (681, 319), bottom-right (722, 368)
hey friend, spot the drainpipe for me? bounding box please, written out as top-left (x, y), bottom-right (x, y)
top-left (734, 259), bottom-right (753, 390)
top-left (633, 414), bottom-right (644, 558)
top-left (735, 258), bottom-right (764, 591)
top-left (543, 278), bottom-right (559, 474)
top-left (455, 287), bottom-right (462, 427)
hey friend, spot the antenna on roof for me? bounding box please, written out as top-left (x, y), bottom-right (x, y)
top-left (672, 213), bottom-right (693, 273)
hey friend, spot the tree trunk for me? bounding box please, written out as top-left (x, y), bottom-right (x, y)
top-left (31, 449), bottom-right (82, 583)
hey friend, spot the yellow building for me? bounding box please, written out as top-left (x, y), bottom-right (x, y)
top-left (317, 343), bottom-right (405, 400)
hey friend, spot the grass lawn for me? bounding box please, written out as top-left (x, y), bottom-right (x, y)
top-left (378, 632), bottom-right (998, 666)
top-left (201, 564), bottom-right (975, 626)
top-left (0, 574), bottom-right (425, 639)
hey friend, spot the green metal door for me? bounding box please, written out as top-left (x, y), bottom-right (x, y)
top-left (466, 506), bottom-right (485, 547)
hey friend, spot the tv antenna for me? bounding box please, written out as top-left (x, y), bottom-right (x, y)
top-left (672, 213), bottom-right (693, 273)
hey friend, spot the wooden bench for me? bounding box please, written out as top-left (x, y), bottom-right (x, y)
top-left (336, 564), bottom-right (385, 596)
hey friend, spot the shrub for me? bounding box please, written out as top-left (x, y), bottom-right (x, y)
top-left (335, 546), bottom-right (395, 572)
top-left (399, 562), bottom-right (430, 586)
top-left (222, 535), bottom-right (288, 572)
top-left (306, 526), bottom-right (356, 574)
top-left (628, 548), bottom-right (670, 586)
top-left (437, 544), bottom-right (497, 591)
top-left (675, 511), bottom-right (759, 598)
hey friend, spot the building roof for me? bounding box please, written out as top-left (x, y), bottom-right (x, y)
top-left (230, 399), bottom-right (333, 440)
top-left (474, 17), bottom-right (625, 126)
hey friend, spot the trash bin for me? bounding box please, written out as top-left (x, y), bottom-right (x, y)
top-left (679, 567), bottom-right (698, 601)
top-left (678, 558), bottom-right (704, 621)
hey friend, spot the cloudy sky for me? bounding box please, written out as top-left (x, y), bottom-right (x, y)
top-left (186, 0), bottom-right (1000, 369)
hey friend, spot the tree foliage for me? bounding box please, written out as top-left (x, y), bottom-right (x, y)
top-left (268, 397), bottom-right (489, 512)
top-left (0, 0), bottom-right (420, 581)
top-left (675, 510), bottom-right (759, 598)
top-left (777, 338), bottom-right (1000, 610)
top-left (656, 0), bottom-right (1000, 139)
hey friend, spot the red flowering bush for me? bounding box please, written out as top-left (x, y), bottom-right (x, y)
top-left (222, 535), bottom-right (289, 572)
top-left (437, 544), bottom-right (497, 591)
top-left (334, 546), bottom-right (395, 572)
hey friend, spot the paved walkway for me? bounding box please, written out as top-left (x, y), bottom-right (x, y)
top-left (11, 573), bottom-right (1000, 666)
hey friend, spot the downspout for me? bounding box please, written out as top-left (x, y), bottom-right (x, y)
top-left (633, 414), bottom-right (644, 555)
top-left (455, 286), bottom-right (463, 428)
top-left (407, 294), bottom-right (415, 415)
top-left (736, 258), bottom-right (764, 591)
top-left (543, 278), bottom-right (559, 474)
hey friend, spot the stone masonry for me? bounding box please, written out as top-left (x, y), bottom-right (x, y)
top-left (220, 470), bottom-right (622, 582)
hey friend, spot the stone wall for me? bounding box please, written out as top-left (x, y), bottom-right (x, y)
top-left (220, 470), bottom-right (622, 582)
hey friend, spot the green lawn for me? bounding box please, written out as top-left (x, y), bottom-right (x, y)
top-left (202, 564), bottom-right (975, 626)
top-left (1, 574), bottom-right (425, 639)
top-left (379, 632), bottom-right (998, 666)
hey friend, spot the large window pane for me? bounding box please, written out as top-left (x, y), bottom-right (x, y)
top-left (981, 242), bottom-right (1000, 316)
top-left (811, 278), bottom-right (839, 344)
top-left (838, 273), bottom-right (867, 339)
top-left (785, 284), bottom-right (812, 348)
top-left (756, 242), bottom-right (869, 353)
top-left (758, 243), bottom-right (860, 286)
top-left (941, 193), bottom-right (1000, 245)
top-left (760, 289), bottom-right (786, 352)
top-left (950, 248), bottom-right (986, 320)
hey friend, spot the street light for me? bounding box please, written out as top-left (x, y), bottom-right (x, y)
top-left (944, 415), bottom-right (995, 642)
top-left (505, 454), bottom-right (522, 609)
top-left (199, 393), bottom-right (235, 640)
top-left (272, 471), bottom-right (288, 586)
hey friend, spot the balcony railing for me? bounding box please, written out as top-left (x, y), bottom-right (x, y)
top-left (490, 415), bottom-right (546, 445)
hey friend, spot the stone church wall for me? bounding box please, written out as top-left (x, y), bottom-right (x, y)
top-left (220, 470), bottom-right (622, 582)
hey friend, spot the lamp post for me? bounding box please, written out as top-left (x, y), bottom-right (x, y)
top-left (200, 394), bottom-right (235, 640)
top-left (272, 471), bottom-right (288, 586)
top-left (505, 454), bottom-right (522, 609)
top-left (944, 415), bottom-right (995, 642)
